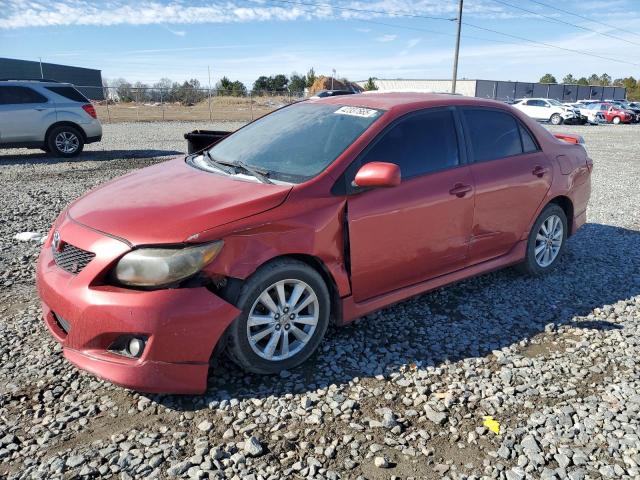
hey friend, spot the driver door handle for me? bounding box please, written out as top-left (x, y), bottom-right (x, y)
top-left (449, 183), bottom-right (472, 198)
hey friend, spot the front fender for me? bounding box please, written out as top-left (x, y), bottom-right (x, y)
top-left (200, 196), bottom-right (351, 298)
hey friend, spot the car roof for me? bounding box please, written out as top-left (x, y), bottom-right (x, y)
top-left (309, 91), bottom-right (509, 111)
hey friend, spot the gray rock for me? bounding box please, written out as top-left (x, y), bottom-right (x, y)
top-left (243, 436), bottom-right (264, 457)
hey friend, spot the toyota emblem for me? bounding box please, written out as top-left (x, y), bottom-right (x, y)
top-left (52, 230), bottom-right (63, 252)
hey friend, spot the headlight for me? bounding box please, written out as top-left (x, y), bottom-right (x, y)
top-left (114, 241), bottom-right (223, 287)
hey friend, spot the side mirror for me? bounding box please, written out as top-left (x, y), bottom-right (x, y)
top-left (353, 162), bottom-right (401, 189)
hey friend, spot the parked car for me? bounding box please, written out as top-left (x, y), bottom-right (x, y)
top-left (311, 89), bottom-right (356, 98)
top-left (587, 102), bottom-right (633, 124)
top-left (565, 102), bottom-right (605, 125)
top-left (37, 93), bottom-right (592, 393)
top-left (0, 79), bottom-right (102, 157)
top-left (512, 98), bottom-right (582, 125)
top-left (605, 100), bottom-right (640, 122)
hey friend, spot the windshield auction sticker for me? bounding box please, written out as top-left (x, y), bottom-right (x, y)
top-left (334, 106), bottom-right (379, 118)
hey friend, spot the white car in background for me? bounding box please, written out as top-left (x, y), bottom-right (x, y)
top-left (564, 102), bottom-right (604, 125)
top-left (512, 98), bottom-right (582, 125)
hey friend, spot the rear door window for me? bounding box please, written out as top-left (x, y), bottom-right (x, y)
top-left (462, 108), bottom-right (523, 162)
top-left (0, 86), bottom-right (48, 104)
top-left (45, 86), bottom-right (88, 102)
top-left (359, 108), bottom-right (460, 179)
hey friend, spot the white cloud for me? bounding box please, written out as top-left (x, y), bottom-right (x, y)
top-left (0, 0), bottom-right (515, 29)
top-left (376, 34), bottom-right (397, 42)
top-left (407, 38), bottom-right (421, 48)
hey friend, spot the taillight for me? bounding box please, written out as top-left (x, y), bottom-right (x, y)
top-left (82, 104), bottom-right (97, 119)
top-left (553, 133), bottom-right (584, 144)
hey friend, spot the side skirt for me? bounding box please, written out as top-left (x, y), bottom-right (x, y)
top-left (340, 239), bottom-right (527, 324)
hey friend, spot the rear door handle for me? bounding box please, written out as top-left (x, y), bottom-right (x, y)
top-left (532, 165), bottom-right (549, 177)
top-left (35, 108), bottom-right (46, 111)
top-left (449, 183), bottom-right (472, 198)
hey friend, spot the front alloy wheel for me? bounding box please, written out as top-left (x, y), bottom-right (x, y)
top-left (225, 259), bottom-right (330, 374)
top-left (247, 279), bottom-right (319, 361)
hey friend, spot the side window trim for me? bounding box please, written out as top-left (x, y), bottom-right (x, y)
top-left (518, 121), bottom-right (541, 153)
top-left (459, 106), bottom-right (542, 164)
top-left (333, 106), bottom-right (466, 195)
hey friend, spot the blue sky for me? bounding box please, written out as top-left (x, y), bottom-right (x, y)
top-left (1, 0), bottom-right (639, 87)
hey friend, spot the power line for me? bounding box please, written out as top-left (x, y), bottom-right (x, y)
top-left (262, 0), bottom-right (640, 68)
top-left (525, 0), bottom-right (640, 39)
top-left (263, 0), bottom-right (514, 45)
top-left (354, 18), bottom-right (513, 45)
top-left (462, 20), bottom-right (640, 67)
top-left (490, 0), bottom-right (640, 47)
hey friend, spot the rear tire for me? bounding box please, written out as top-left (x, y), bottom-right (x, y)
top-left (518, 204), bottom-right (567, 276)
top-left (226, 259), bottom-right (330, 374)
top-left (47, 125), bottom-right (84, 158)
top-left (550, 114), bottom-right (562, 125)
top-left (612, 116), bottom-right (621, 125)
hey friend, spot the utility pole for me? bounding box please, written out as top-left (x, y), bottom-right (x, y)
top-left (39, 57), bottom-right (44, 78)
top-left (207, 65), bottom-right (213, 121)
top-left (332, 68), bottom-right (336, 90)
top-left (451, 0), bottom-right (463, 94)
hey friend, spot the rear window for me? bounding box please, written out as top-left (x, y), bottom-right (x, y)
top-left (462, 109), bottom-right (523, 162)
top-left (0, 86), bottom-right (48, 104)
top-left (45, 86), bottom-right (88, 102)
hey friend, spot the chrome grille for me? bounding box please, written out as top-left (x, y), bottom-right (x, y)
top-left (53, 243), bottom-right (95, 274)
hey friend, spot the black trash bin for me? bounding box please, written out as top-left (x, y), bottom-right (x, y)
top-left (184, 130), bottom-right (231, 154)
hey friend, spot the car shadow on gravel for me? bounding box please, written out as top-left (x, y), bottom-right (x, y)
top-left (147, 222), bottom-right (640, 411)
top-left (0, 149), bottom-right (183, 165)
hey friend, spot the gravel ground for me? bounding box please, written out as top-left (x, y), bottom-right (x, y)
top-left (0, 122), bottom-right (639, 480)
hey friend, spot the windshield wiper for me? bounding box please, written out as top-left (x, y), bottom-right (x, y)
top-left (202, 150), bottom-right (235, 175)
top-left (217, 160), bottom-right (273, 184)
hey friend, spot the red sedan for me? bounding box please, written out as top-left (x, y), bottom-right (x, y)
top-left (37, 93), bottom-right (592, 393)
top-left (588, 102), bottom-right (633, 124)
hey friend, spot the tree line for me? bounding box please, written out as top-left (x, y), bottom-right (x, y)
top-left (539, 73), bottom-right (640, 100)
top-left (103, 68), bottom-right (321, 104)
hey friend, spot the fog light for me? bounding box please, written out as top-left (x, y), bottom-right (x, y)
top-left (127, 337), bottom-right (145, 358)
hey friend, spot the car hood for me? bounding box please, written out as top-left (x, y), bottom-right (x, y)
top-left (68, 157), bottom-right (292, 245)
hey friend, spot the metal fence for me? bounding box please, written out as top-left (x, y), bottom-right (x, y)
top-left (474, 80), bottom-right (627, 103)
top-left (76, 86), bottom-right (306, 123)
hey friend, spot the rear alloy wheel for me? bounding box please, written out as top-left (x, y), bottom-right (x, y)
top-left (47, 125), bottom-right (84, 158)
top-left (550, 113), bottom-right (562, 125)
top-left (612, 116), bottom-right (621, 125)
top-left (226, 259), bottom-right (330, 374)
top-left (519, 204), bottom-right (567, 276)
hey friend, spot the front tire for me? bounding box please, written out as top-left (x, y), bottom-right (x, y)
top-left (519, 204), bottom-right (567, 276)
top-left (550, 113), bottom-right (562, 125)
top-left (47, 125), bottom-right (84, 158)
top-left (612, 116), bottom-right (621, 125)
top-left (226, 259), bottom-right (330, 374)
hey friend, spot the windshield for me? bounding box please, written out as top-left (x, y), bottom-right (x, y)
top-left (203, 103), bottom-right (383, 183)
top-left (547, 99), bottom-right (563, 106)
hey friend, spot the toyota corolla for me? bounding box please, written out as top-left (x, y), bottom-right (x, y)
top-left (36, 93), bottom-right (592, 394)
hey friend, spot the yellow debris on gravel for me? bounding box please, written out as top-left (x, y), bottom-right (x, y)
top-left (483, 416), bottom-right (501, 434)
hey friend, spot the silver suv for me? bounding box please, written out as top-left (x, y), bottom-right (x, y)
top-left (0, 79), bottom-right (102, 157)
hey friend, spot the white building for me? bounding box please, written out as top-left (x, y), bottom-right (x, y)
top-left (356, 79), bottom-right (477, 97)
